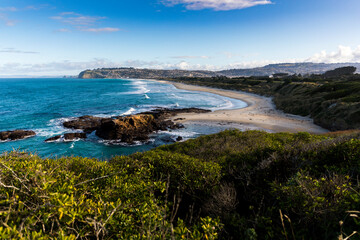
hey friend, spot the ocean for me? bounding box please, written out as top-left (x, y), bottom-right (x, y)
top-left (0, 78), bottom-right (247, 159)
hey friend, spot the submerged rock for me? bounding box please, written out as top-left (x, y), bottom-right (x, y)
top-left (45, 135), bottom-right (62, 142)
top-left (45, 133), bottom-right (87, 142)
top-left (0, 130), bottom-right (36, 141)
top-left (142, 108), bottom-right (211, 120)
top-left (64, 133), bottom-right (87, 140)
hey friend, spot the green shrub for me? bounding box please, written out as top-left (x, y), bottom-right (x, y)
top-left (0, 151), bottom-right (222, 239)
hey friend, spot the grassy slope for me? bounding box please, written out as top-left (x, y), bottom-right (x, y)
top-left (165, 75), bottom-right (360, 131)
top-left (1, 130), bottom-right (360, 239)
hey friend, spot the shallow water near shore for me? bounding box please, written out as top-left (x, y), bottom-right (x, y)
top-left (0, 78), bottom-right (247, 159)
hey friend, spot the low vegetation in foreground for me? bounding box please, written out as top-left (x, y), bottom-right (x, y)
top-left (1, 130), bottom-right (360, 239)
top-left (166, 67), bottom-right (360, 131)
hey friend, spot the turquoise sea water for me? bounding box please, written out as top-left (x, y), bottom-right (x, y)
top-left (0, 78), bottom-right (247, 159)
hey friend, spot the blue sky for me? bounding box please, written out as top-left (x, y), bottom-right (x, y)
top-left (0, 0), bottom-right (360, 76)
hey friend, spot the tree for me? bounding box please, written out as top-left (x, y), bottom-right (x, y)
top-left (324, 66), bottom-right (357, 78)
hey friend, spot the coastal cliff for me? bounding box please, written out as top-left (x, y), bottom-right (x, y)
top-left (78, 68), bottom-right (216, 79)
top-left (78, 63), bottom-right (360, 79)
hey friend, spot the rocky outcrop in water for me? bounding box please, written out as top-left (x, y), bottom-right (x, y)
top-left (0, 130), bottom-right (36, 141)
top-left (96, 115), bottom-right (156, 143)
top-left (60, 108), bottom-right (209, 143)
top-left (45, 133), bottom-right (87, 142)
top-left (63, 116), bottom-right (104, 133)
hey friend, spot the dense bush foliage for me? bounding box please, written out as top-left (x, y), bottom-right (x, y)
top-left (0, 152), bottom-right (222, 239)
top-left (167, 73), bottom-right (360, 131)
top-left (158, 130), bottom-right (360, 239)
top-left (1, 130), bottom-right (360, 239)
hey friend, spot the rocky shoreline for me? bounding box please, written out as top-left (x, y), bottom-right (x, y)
top-left (54, 108), bottom-right (210, 143)
top-left (0, 130), bottom-right (36, 141)
top-left (0, 108), bottom-right (210, 144)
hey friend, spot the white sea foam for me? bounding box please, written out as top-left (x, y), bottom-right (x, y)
top-left (70, 142), bottom-right (75, 149)
top-left (210, 99), bottom-right (234, 111)
top-left (99, 139), bottom-right (145, 146)
top-left (169, 93), bottom-right (182, 99)
top-left (127, 80), bottom-right (151, 95)
top-left (159, 130), bottom-right (198, 139)
top-left (121, 107), bottom-right (136, 116)
top-left (64, 138), bottom-right (82, 143)
top-left (144, 94), bottom-right (150, 99)
top-left (101, 79), bottom-right (152, 96)
top-left (35, 117), bottom-right (80, 137)
top-left (93, 113), bottom-right (114, 118)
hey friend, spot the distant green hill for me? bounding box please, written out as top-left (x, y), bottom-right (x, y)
top-left (218, 62), bottom-right (360, 77)
top-left (78, 63), bottom-right (360, 79)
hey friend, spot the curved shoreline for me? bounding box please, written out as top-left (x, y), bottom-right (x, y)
top-left (157, 80), bottom-right (328, 134)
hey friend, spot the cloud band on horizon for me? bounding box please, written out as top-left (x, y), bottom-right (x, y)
top-left (162, 0), bottom-right (273, 10)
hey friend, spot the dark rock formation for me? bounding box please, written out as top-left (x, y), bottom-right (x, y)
top-left (62, 108), bottom-right (209, 143)
top-left (0, 130), bottom-right (36, 141)
top-left (142, 108), bottom-right (211, 119)
top-left (64, 133), bottom-right (87, 140)
top-left (45, 135), bottom-right (62, 142)
top-left (159, 135), bottom-right (176, 143)
top-left (45, 133), bottom-right (87, 142)
top-left (63, 116), bottom-right (104, 133)
top-left (176, 136), bottom-right (183, 142)
top-left (96, 115), bottom-right (156, 143)
top-left (174, 118), bottom-right (185, 121)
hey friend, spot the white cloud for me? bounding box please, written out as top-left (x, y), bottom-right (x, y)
top-left (162, 0), bottom-right (272, 10)
top-left (81, 27), bottom-right (121, 33)
top-left (0, 5), bottom-right (47, 26)
top-left (0, 58), bottom-right (299, 76)
top-left (56, 28), bottom-right (71, 32)
top-left (171, 55), bottom-right (210, 59)
top-left (0, 13), bottom-right (16, 26)
top-left (0, 7), bottom-right (17, 12)
top-left (307, 45), bottom-right (360, 63)
top-left (51, 12), bottom-right (106, 26)
top-left (0, 59), bottom-right (117, 76)
top-left (0, 48), bottom-right (39, 54)
top-left (3, 44), bottom-right (360, 76)
top-left (51, 12), bottom-right (121, 33)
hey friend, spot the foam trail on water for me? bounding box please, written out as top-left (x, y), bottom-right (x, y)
top-left (122, 107), bottom-right (136, 116)
top-left (128, 80), bottom-right (151, 95)
top-left (211, 99), bottom-right (234, 111)
top-left (35, 117), bottom-right (77, 137)
top-left (144, 94), bottom-right (150, 99)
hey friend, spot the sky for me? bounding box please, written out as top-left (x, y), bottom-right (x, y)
top-left (0, 0), bottom-right (360, 76)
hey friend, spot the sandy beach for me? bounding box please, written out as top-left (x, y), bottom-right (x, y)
top-left (158, 81), bottom-right (328, 134)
